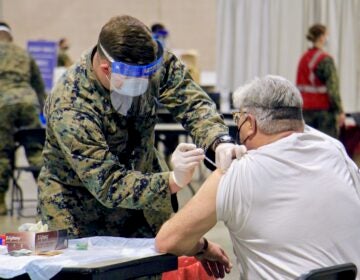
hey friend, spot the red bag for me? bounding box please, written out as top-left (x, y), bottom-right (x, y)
top-left (162, 256), bottom-right (216, 280)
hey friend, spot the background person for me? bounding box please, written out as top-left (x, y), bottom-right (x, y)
top-left (57, 37), bottom-right (73, 67)
top-left (38, 15), bottom-right (240, 239)
top-left (151, 22), bottom-right (169, 50)
top-left (0, 21), bottom-right (46, 215)
top-left (296, 23), bottom-right (345, 138)
top-left (156, 75), bottom-right (360, 279)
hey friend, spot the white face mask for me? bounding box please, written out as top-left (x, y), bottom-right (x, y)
top-left (99, 41), bottom-right (163, 116)
top-left (105, 75), bottom-right (149, 115)
top-left (112, 77), bottom-right (149, 96)
top-left (109, 77), bottom-right (149, 115)
top-left (110, 91), bottom-right (133, 116)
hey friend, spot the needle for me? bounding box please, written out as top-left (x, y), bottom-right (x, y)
top-left (204, 156), bottom-right (217, 168)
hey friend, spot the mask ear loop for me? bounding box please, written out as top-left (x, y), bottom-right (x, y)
top-left (236, 115), bottom-right (248, 145)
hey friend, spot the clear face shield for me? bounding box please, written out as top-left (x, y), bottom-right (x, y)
top-left (99, 41), bottom-right (163, 115)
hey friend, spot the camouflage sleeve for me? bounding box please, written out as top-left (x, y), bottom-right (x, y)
top-left (49, 108), bottom-right (172, 211)
top-left (315, 57), bottom-right (343, 114)
top-left (29, 57), bottom-right (46, 111)
top-left (158, 52), bottom-right (229, 150)
top-left (57, 53), bottom-right (66, 67)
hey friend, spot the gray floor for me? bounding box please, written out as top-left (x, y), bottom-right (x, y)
top-left (1, 148), bottom-right (239, 279)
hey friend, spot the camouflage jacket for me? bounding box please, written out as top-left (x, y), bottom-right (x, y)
top-left (38, 47), bottom-right (228, 236)
top-left (0, 42), bottom-right (46, 109)
top-left (315, 56), bottom-right (343, 115)
top-left (57, 49), bottom-right (72, 67)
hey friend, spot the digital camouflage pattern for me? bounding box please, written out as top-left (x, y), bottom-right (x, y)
top-left (0, 42), bottom-right (46, 193)
top-left (303, 56), bottom-right (343, 138)
top-left (57, 49), bottom-right (72, 68)
top-left (38, 47), bottom-right (229, 238)
top-left (0, 42), bottom-right (45, 109)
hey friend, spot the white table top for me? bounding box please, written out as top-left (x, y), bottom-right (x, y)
top-left (0, 236), bottom-right (163, 280)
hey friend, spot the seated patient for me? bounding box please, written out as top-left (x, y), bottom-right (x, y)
top-left (156, 75), bottom-right (360, 279)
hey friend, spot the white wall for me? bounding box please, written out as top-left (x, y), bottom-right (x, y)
top-left (1, 0), bottom-right (217, 71)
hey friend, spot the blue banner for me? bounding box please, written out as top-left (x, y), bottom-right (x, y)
top-left (27, 40), bottom-right (58, 92)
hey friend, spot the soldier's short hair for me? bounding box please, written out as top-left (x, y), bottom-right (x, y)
top-left (97, 15), bottom-right (157, 65)
top-left (0, 21), bottom-right (13, 42)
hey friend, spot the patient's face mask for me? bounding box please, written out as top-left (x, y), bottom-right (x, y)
top-left (233, 111), bottom-right (249, 145)
top-left (99, 41), bottom-right (163, 115)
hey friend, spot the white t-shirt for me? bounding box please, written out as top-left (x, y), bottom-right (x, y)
top-left (217, 127), bottom-right (360, 279)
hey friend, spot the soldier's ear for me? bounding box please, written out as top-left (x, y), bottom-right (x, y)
top-left (99, 63), bottom-right (111, 76)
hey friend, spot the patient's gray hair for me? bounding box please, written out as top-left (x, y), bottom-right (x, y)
top-left (233, 75), bottom-right (304, 134)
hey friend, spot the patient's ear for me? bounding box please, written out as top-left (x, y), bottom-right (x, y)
top-left (246, 114), bottom-right (257, 139)
top-left (248, 115), bottom-right (257, 135)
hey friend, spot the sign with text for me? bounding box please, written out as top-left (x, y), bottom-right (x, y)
top-left (27, 40), bottom-right (58, 92)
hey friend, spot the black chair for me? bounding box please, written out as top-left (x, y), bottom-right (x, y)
top-left (298, 263), bottom-right (357, 280)
top-left (10, 128), bottom-right (46, 218)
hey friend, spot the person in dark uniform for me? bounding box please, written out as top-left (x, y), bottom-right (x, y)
top-left (57, 37), bottom-right (73, 67)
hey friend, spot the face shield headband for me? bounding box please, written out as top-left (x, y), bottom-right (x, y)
top-left (98, 40), bottom-right (163, 80)
top-left (99, 40), bottom-right (163, 115)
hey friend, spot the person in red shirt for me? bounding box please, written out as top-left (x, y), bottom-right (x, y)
top-left (296, 23), bottom-right (345, 138)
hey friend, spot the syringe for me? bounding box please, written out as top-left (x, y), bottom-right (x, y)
top-left (204, 156), bottom-right (217, 168)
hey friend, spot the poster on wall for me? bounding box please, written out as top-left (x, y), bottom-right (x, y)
top-left (27, 40), bottom-right (58, 93)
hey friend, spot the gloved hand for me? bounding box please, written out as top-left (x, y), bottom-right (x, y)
top-left (18, 221), bottom-right (48, 232)
top-left (170, 143), bottom-right (205, 188)
top-left (215, 143), bottom-right (247, 172)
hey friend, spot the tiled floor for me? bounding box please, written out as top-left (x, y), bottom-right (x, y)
top-left (1, 150), bottom-right (239, 279)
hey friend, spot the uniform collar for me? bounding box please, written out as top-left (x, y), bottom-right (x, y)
top-left (86, 46), bottom-right (109, 96)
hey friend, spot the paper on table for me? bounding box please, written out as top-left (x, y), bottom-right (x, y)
top-left (0, 237), bottom-right (158, 280)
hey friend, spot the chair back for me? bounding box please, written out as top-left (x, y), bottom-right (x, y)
top-left (298, 263), bottom-right (357, 280)
top-left (10, 127), bottom-right (46, 217)
top-left (14, 128), bottom-right (46, 147)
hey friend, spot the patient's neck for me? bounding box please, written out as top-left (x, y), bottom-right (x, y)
top-left (249, 130), bottom-right (299, 150)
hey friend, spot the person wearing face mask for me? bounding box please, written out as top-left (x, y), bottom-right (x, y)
top-left (151, 23), bottom-right (169, 50)
top-left (37, 15), bottom-right (241, 239)
top-left (156, 76), bottom-right (360, 279)
top-left (296, 23), bottom-right (345, 138)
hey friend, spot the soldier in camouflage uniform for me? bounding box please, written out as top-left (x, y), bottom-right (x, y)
top-left (57, 38), bottom-right (73, 68)
top-left (296, 24), bottom-right (345, 138)
top-left (0, 22), bottom-right (46, 215)
top-left (38, 15), bottom-right (240, 243)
